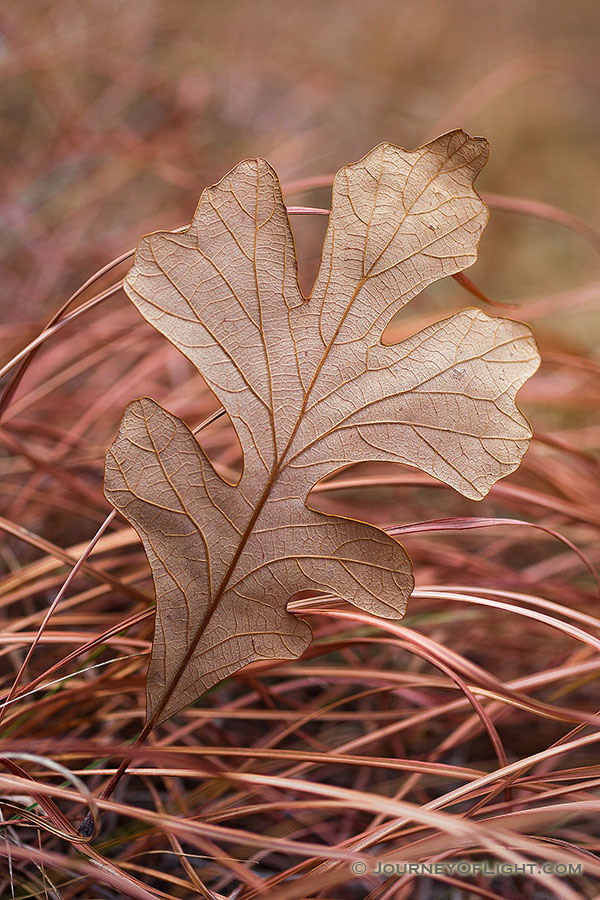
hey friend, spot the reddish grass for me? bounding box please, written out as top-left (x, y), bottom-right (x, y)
top-left (1, 3), bottom-right (600, 897)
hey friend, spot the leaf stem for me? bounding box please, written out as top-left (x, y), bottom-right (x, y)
top-left (78, 722), bottom-right (152, 837)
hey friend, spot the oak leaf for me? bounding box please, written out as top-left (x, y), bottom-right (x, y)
top-left (105, 131), bottom-right (540, 727)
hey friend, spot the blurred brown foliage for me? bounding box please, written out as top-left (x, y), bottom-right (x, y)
top-left (2, 0), bottom-right (599, 333)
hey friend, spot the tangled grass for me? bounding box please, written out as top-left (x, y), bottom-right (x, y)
top-left (1, 184), bottom-right (600, 898)
top-left (1, 3), bottom-right (600, 897)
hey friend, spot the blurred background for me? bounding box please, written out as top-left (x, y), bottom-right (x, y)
top-left (1, 0), bottom-right (599, 326)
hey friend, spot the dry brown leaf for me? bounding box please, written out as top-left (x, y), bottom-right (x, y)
top-left (105, 131), bottom-right (540, 727)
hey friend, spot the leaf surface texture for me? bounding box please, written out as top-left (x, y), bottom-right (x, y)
top-left (105, 131), bottom-right (540, 725)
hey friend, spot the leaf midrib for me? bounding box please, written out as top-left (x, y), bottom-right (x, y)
top-left (149, 143), bottom-right (470, 724)
top-left (149, 274), bottom-right (369, 726)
